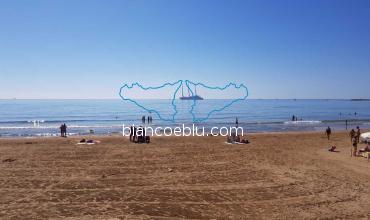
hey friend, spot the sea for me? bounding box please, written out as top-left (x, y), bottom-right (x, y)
top-left (0, 99), bottom-right (369, 137)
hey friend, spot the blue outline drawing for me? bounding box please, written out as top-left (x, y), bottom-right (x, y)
top-left (185, 80), bottom-right (249, 122)
top-left (119, 80), bottom-right (249, 122)
top-left (119, 80), bottom-right (182, 122)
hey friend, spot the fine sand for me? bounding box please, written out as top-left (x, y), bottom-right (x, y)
top-left (1, 131), bottom-right (370, 219)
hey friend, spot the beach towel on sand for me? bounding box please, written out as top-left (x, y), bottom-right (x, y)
top-left (77, 139), bottom-right (101, 145)
top-left (225, 142), bottom-right (248, 145)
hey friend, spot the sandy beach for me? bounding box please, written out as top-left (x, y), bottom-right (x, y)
top-left (0, 131), bottom-right (369, 219)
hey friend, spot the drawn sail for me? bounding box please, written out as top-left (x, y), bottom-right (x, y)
top-left (179, 84), bottom-right (204, 100)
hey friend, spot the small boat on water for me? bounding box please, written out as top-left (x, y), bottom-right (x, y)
top-left (180, 95), bottom-right (204, 100)
top-left (179, 84), bottom-right (204, 100)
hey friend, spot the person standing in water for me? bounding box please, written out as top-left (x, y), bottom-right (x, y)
top-left (60, 124), bottom-right (64, 137)
top-left (60, 123), bottom-right (67, 137)
top-left (63, 123), bottom-right (67, 137)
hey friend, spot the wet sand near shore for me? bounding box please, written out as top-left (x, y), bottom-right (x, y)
top-left (1, 131), bottom-right (370, 219)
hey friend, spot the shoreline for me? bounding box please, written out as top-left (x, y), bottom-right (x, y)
top-left (1, 129), bottom-right (369, 140)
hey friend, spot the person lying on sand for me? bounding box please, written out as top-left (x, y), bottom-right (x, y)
top-left (226, 134), bottom-right (249, 144)
top-left (359, 143), bottom-right (370, 153)
top-left (328, 145), bottom-right (337, 152)
top-left (240, 139), bottom-right (250, 144)
top-left (77, 139), bottom-right (101, 145)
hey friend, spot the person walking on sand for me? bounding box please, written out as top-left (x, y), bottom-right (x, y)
top-left (352, 137), bottom-right (358, 157)
top-left (142, 116), bottom-right (146, 124)
top-left (325, 126), bottom-right (332, 140)
top-left (356, 126), bottom-right (361, 143)
top-left (349, 129), bottom-right (355, 141)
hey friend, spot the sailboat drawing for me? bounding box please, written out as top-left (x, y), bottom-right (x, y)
top-left (179, 83), bottom-right (204, 100)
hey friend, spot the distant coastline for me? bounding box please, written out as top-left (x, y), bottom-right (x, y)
top-left (351, 99), bottom-right (370, 101)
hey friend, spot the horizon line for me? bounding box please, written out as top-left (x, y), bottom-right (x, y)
top-left (0, 98), bottom-right (369, 101)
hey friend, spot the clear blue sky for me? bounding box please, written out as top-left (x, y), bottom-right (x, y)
top-left (0, 0), bottom-right (369, 99)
